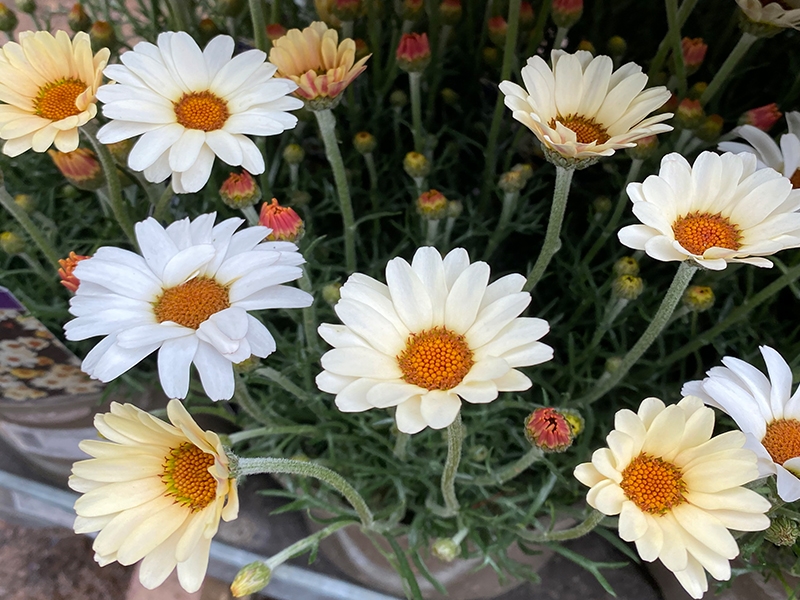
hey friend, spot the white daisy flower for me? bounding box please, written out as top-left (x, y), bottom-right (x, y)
top-left (682, 345), bottom-right (800, 502)
top-left (96, 32), bottom-right (303, 194)
top-left (574, 396), bottom-right (770, 599)
top-left (736, 0), bottom-right (800, 30)
top-left (63, 213), bottom-right (313, 401)
top-left (718, 111), bottom-right (800, 188)
top-left (498, 50), bottom-right (672, 162)
top-left (70, 400), bottom-right (238, 593)
top-left (316, 247), bottom-right (554, 434)
top-left (618, 151), bottom-right (800, 270)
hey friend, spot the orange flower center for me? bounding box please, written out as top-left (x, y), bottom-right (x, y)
top-left (762, 419), bottom-right (800, 466)
top-left (174, 91), bottom-right (230, 131)
top-left (154, 277), bottom-right (230, 329)
top-left (162, 442), bottom-right (217, 511)
top-left (551, 114), bottom-right (610, 144)
top-left (34, 78), bottom-right (86, 121)
top-left (620, 453), bottom-right (686, 515)
top-left (672, 211), bottom-right (741, 256)
top-left (790, 168), bottom-right (800, 190)
top-left (397, 326), bottom-right (474, 390)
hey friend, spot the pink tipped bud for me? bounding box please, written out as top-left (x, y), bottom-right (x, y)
top-left (396, 33), bottom-right (431, 72)
top-left (739, 103), bottom-right (782, 132)
top-left (439, 0), bottom-right (462, 25)
top-left (58, 251), bottom-right (90, 293)
top-left (674, 98), bottom-right (704, 129)
top-left (525, 407), bottom-right (574, 453)
top-left (266, 23), bottom-right (287, 43)
top-left (401, 0), bottom-right (424, 20)
top-left (332, 0), bottom-right (361, 21)
top-left (520, 2), bottom-right (535, 28)
top-left (259, 198), bottom-right (305, 242)
top-left (220, 171), bottom-right (262, 209)
top-left (48, 148), bottom-right (104, 191)
top-left (68, 3), bottom-right (91, 32)
top-left (416, 189), bottom-right (448, 219)
top-left (681, 37), bottom-right (707, 75)
top-left (552, 0), bottom-right (583, 28)
top-left (487, 16), bottom-right (508, 46)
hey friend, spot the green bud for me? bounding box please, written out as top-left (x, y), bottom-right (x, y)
top-left (431, 538), bottom-right (459, 562)
top-left (390, 89), bottom-right (408, 108)
top-left (469, 444), bottom-right (489, 461)
top-left (353, 131), bottom-right (377, 155)
top-left (498, 170), bottom-right (527, 194)
top-left (14, 194), bottom-right (36, 213)
top-left (283, 143), bottom-right (305, 165)
top-left (219, 0), bottom-right (246, 17)
top-left (607, 35), bottom-right (627, 57)
top-left (68, 3), bottom-right (92, 32)
top-left (0, 231), bottom-right (25, 255)
top-left (322, 282), bottom-right (342, 305)
top-left (605, 356), bottom-right (622, 373)
top-left (613, 256), bottom-right (639, 277)
top-left (592, 196), bottom-right (612, 216)
top-left (446, 199), bottom-right (463, 219)
top-left (16, 0), bottom-right (35, 14)
top-left (612, 275), bottom-right (644, 300)
top-left (0, 3), bottom-right (18, 32)
top-left (231, 561), bottom-right (272, 597)
top-left (683, 286), bottom-right (714, 313)
top-left (765, 516), bottom-right (800, 547)
top-left (89, 20), bottom-right (117, 52)
top-left (403, 151), bottom-right (430, 179)
top-left (440, 87), bottom-right (459, 106)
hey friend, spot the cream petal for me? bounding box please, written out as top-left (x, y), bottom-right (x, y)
top-left (641, 404), bottom-right (685, 459)
top-left (442, 248), bottom-right (470, 288)
top-left (454, 380), bottom-right (498, 404)
top-left (464, 293), bottom-right (530, 348)
top-left (317, 324), bottom-right (370, 349)
top-left (618, 500), bottom-right (647, 541)
top-left (683, 459), bottom-right (759, 493)
top-left (444, 261), bottom-right (490, 333)
top-left (574, 462), bottom-right (604, 487)
top-left (395, 396), bottom-right (427, 434)
top-left (335, 378), bottom-right (380, 412)
top-left (705, 509), bottom-right (770, 532)
top-left (634, 514), bottom-right (663, 562)
top-left (420, 390), bottom-right (462, 429)
top-left (657, 514), bottom-right (689, 572)
top-left (315, 370), bottom-right (354, 394)
top-left (592, 481), bottom-right (626, 515)
top-left (762, 345), bottom-right (793, 418)
top-left (176, 535), bottom-right (212, 593)
top-left (367, 381), bottom-right (420, 408)
top-left (75, 477), bottom-right (166, 518)
top-left (776, 464), bottom-right (800, 502)
top-left (672, 503), bottom-right (738, 559)
top-left (672, 556), bottom-right (708, 600)
top-left (320, 347), bottom-right (403, 379)
top-left (72, 456), bottom-right (164, 482)
top-left (138, 527), bottom-right (182, 589)
top-left (617, 224), bottom-right (658, 251)
top-left (493, 368), bottom-right (532, 392)
top-left (116, 502), bottom-right (190, 565)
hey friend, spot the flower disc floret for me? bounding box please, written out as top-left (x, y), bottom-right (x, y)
top-left (620, 454), bottom-right (686, 514)
top-left (174, 91), bottom-right (230, 132)
top-left (762, 419), bottom-right (800, 466)
top-left (154, 277), bottom-right (230, 330)
top-left (397, 327), bottom-right (474, 390)
top-left (34, 78), bottom-right (86, 121)
top-left (672, 212), bottom-right (741, 255)
top-left (162, 442), bottom-right (217, 511)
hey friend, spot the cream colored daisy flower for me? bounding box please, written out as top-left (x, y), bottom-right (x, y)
top-left (574, 396), bottom-right (770, 599)
top-left (316, 247), bottom-right (553, 434)
top-left (0, 31), bottom-right (109, 157)
top-left (736, 0), bottom-right (800, 30)
top-left (618, 151), bottom-right (800, 270)
top-left (683, 345), bottom-right (800, 503)
top-left (63, 213), bottom-right (312, 401)
top-left (96, 32), bottom-right (302, 194)
top-left (70, 400), bottom-right (238, 593)
top-left (498, 50), bottom-right (672, 164)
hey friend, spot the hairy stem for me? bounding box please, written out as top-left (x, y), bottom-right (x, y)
top-left (441, 413), bottom-right (463, 516)
top-left (519, 509), bottom-right (604, 543)
top-left (468, 447), bottom-right (543, 486)
top-left (249, 0), bottom-right (268, 52)
top-left (665, 0), bottom-right (687, 98)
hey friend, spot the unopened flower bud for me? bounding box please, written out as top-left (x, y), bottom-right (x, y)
top-left (0, 231), bottom-right (24, 255)
top-left (487, 16), bottom-right (507, 46)
top-left (283, 143), bottom-right (305, 165)
top-left (613, 256), bottom-right (639, 277)
top-left (390, 89), bottom-right (408, 108)
top-left (354, 38), bottom-right (369, 61)
top-left (266, 22), bottom-right (287, 43)
top-left (49, 148), bottom-right (104, 191)
top-left (14, 194), bottom-right (36, 213)
top-left (234, 356), bottom-right (260, 374)
top-left (0, 3), bottom-right (17, 32)
top-left (561, 408), bottom-right (584, 438)
top-left (89, 20), bottom-right (117, 51)
top-left (432, 538), bottom-right (459, 562)
top-left (687, 81), bottom-right (707, 100)
top-left (674, 98), bottom-right (704, 130)
top-left (605, 356), bottom-right (622, 373)
top-left (552, 0), bottom-right (583, 28)
top-left (482, 46), bottom-right (500, 68)
top-left (403, 151), bottom-right (430, 179)
top-left (576, 40), bottom-right (595, 54)
top-left (469, 444), bottom-right (489, 461)
top-left (520, 2), bottom-right (535, 28)
top-left (592, 195), bottom-right (612, 216)
top-left (694, 114), bottom-right (724, 142)
top-left (231, 561), bottom-right (272, 597)
top-left (396, 33), bottom-right (431, 72)
top-left (498, 170), bottom-right (527, 194)
top-left (220, 171), bottom-right (262, 209)
top-left (401, 0), bottom-right (424, 21)
top-left (322, 282), bottom-right (342, 305)
top-left (439, 0), bottom-right (462, 25)
top-left (681, 37), bottom-right (707, 76)
top-left (738, 103), bottom-right (782, 132)
top-left (683, 285), bottom-right (714, 312)
top-left (259, 197), bottom-right (305, 242)
top-left (332, 0), bottom-right (361, 21)
top-left (737, 8), bottom-right (784, 38)
top-left (107, 138), bottom-right (135, 165)
top-left (68, 3), bottom-right (91, 32)
top-left (657, 93), bottom-right (679, 115)
top-left (612, 275), bottom-right (644, 300)
top-left (764, 516), bottom-right (800, 547)
top-left (198, 18), bottom-right (222, 44)
top-left (16, 0), bottom-right (35, 13)
top-left (290, 452), bottom-right (310, 462)
top-left (607, 35), bottom-right (627, 58)
top-left (626, 134), bottom-right (659, 160)
top-left (446, 199), bottom-right (463, 219)
top-left (353, 131), bottom-right (377, 155)
top-left (289, 190), bottom-right (311, 207)
top-left (511, 163), bottom-right (534, 181)
top-left (417, 189), bottom-right (448, 219)
top-left (525, 407), bottom-right (574, 453)
top-left (440, 87), bottom-right (459, 106)
top-left (219, 0), bottom-right (245, 16)
top-left (58, 253), bottom-right (90, 293)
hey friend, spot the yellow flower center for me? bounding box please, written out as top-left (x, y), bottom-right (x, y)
top-left (620, 453), bottom-right (686, 515)
top-left (551, 114), bottom-right (610, 144)
top-left (154, 277), bottom-right (230, 329)
top-left (790, 168), bottom-right (800, 190)
top-left (762, 419), bottom-right (800, 466)
top-left (397, 326), bottom-right (474, 390)
top-left (174, 91), bottom-right (230, 131)
top-left (162, 442), bottom-right (217, 511)
top-left (672, 211), bottom-right (741, 256)
top-left (34, 78), bottom-right (86, 121)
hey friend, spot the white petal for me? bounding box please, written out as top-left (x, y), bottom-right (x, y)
top-left (193, 341), bottom-right (235, 401)
top-left (419, 390), bottom-right (461, 429)
top-left (158, 335), bottom-right (199, 399)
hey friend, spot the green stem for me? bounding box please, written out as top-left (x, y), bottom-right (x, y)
top-left (484, 191), bottom-right (519, 260)
top-left (648, 0), bottom-right (700, 77)
top-left (579, 261), bottom-right (698, 405)
top-left (409, 71), bottom-right (424, 154)
top-left (266, 520), bottom-right (354, 569)
top-left (236, 457), bottom-right (374, 528)
top-left (425, 219), bottom-right (440, 246)
top-left (393, 431), bottom-right (410, 460)
top-left (519, 510), bottom-right (604, 543)
top-left (665, 0), bottom-right (687, 98)
top-left (228, 425), bottom-right (317, 445)
top-left (241, 205), bottom-right (259, 225)
top-left (166, 0), bottom-right (192, 32)
top-left (82, 128), bottom-right (137, 246)
top-left (233, 373), bottom-right (273, 427)
top-left (296, 268), bottom-right (320, 355)
top-left (553, 26), bottom-right (568, 49)
top-left (249, 0), bottom-right (268, 52)
top-left (270, 0), bottom-right (280, 23)
top-left (153, 183), bottom-right (173, 222)
top-left (441, 413), bottom-right (463, 516)
top-left (479, 0), bottom-right (522, 212)
top-left (700, 32), bottom-right (757, 106)
top-left (20, 252), bottom-right (52, 282)
top-left (0, 172), bottom-right (60, 269)
top-left (314, 109), bottom-right (356, 273)
top-left (523, 166), bottom-right (574, 292)
top-left (253, 366), bottom-right (312, 402)
top-left (385, 535), bottom-right (424, 600)
top-left (468, 447), bottom-right (543, 486)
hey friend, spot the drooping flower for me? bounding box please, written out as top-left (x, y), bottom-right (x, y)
top-left (70, 400), bottom-right (239, 593)
top-left (316, 247), bottom-right (553, 434)
top-left (96, 32), bottom-right (302, 194)
top-left (574, 396), bottom-right (770, 599)
top-left (268, 21), bottom-right (370, 110)
top-left (499, 50), bottom-right (672, 166)
top-left (0, 31), bottom-right (109, 157)
top-left (736, 0), bottom-right (800, 31)
top-left (682, 345), bottom-right (800, 502)
top-left (718, 111), bottom-right (800, 188)
top-left (63, 213), bottom-right (312, 401)
top-left (617, 151), bottom-right (800, 270)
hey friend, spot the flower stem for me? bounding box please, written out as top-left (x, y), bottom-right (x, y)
top-left (553, 26), bottom-right (569, 49)
top-left (523, 166), bottom-right (574, 292)
top-left (314, 108), bottom-right (357, 273)
top-left (0, 171), bottom-right (60, 269)
top-left (700, 32), bottom-right (757, 106)
top-left (166, 0), bottom-right (192, 32)
top-left (518, 509), bottom-right (604, 543)
top-left (253, 366), bottom-right (312, 402)
top-left (241, 205), bottom-right (259, 225)
top-left (297, 268), bottom-right (320, 355)
top-left (236, 457), bottom-right (374, 528)
top-left (648, 0), bottom-right (700, 78)
top-left (393, 431), bottom-right (410, 461)
top-left (233, 373), bottom-right (273, 427)
top-left (266, 520), bottom-right (355, 569)
top-left (228, 425), bottom-right (317, 445)
top-left (441, 413), bottom-right (463, 516)
top-left (153, 183), bottom-right (173, 222)
top-left (425, 219), bottom-right (440, 246)
top-left (665, 0), bottom-right (687, 98)
top-left (82, 128), bottom-right (137, 247)
top-left (468, 447), bottom-right (543, 486)
top-left (249, 0), bottom-right (268, 52)
top-left (409, 71), bottom-right (424, 154)
top-left (579, 261), bottom-right (698, 405)
top-left (484, 190), bottom-right (519, 260)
